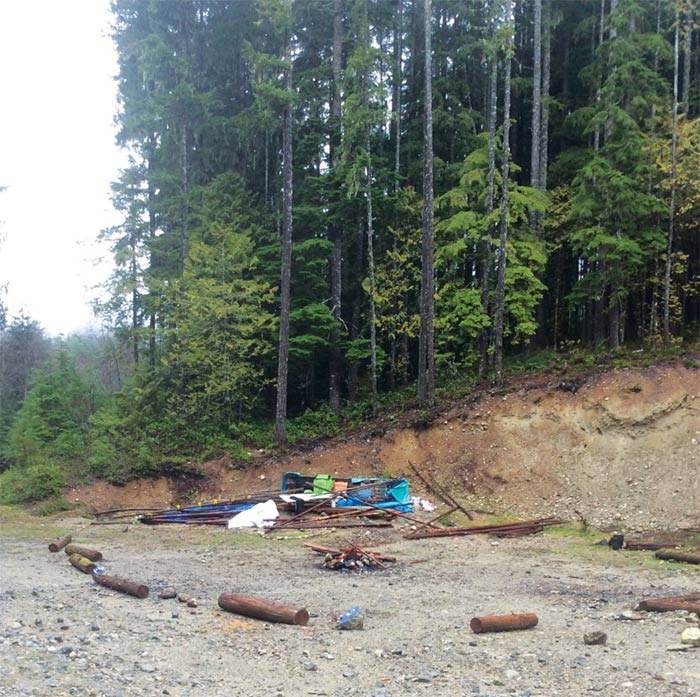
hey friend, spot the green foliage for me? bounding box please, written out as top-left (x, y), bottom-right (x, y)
top-left (0, 463), bottom-right (65, 504)
top-left (287, 404), bottom-right (340, 443)
top-left (8, 350), bottom-right (97, 470)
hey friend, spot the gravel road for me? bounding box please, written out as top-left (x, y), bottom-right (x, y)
top-left (1, 518), bottom-right (699, 697)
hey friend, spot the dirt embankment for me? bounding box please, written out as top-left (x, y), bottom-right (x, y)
top-left (71, 362), bottom-right (700, 531)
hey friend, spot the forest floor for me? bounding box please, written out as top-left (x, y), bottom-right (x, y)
top-left (1, 359), bottom-right (699, 697)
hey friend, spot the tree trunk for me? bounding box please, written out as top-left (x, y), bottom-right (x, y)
top-left (275, 17), bottom-right (294, 444)
top-left (682, 10), bottom-right (692, 116)
top-left (494, 11), bottom-right (513, 387)
top-left (479, 42), bottom-right (498, 381)
top-left (418, 0), bottom-right (435, 408)
top-left (529, 0), bottom-right (541, 197)
top-left (538, 0), bottom-right (551, 192)
top-left (664, 16), bottom-right (680, 348)
top-left (366, 138), bottom-right (378, 417)
top-left (328, 0), bottom-right (344, 417)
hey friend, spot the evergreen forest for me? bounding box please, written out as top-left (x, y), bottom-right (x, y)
top-left (0, 0), bottom-right (698, 505)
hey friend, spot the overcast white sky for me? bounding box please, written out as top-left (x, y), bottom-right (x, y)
top-left (0, 0), bottom-right (126, 336)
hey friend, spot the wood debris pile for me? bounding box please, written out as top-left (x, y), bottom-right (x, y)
top-left (304, 542), bottom-right (396, 572)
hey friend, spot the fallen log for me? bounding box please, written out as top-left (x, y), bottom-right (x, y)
top-left (48, 534), bottom-right (71, 553)
top-left (64, 544), bottom-right (103, 561)
top-left (635, 599), bottom-right (700, 614)
top-left (218, 592), bottom-right (309, 625)
top-left (623, 540), bottom-right (671, 551)
top-left (68, 553), bottom-right (97, 574)
top-left (636, 592), bottom-right (700, 611)
top-left (470, 612), bottom-right (539, 634)
top-left (655, 550), bottom-right (700, 565)
top-left (93, 573), bottom-right (149, 599)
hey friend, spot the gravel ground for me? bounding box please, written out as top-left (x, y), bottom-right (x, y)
top-left (1, 519), bottom-right (700, 697)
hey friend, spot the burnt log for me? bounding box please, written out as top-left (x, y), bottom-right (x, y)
top-left (93, 573), bottom-right (149, 599)
top-left (218, 592), bottom-right (309, 625)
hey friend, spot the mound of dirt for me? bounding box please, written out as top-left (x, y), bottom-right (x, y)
top-left (70, 361), bottom-right (700, 531)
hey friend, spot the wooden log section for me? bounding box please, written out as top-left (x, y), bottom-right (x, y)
top-left (64, 544), bottom-right (103, 561)
top-left (635, 599), bottom-right (700, 614)
top-left (93, 573), bottom-right (149, 599)
top-left (636, 592), bottom-right (700, 611)
top-left (218, 592), bottom-right (309, 626)
top-left (48, 534), bottom-right (71, 553)
top-left (655, 550), bottom-right (700, 565)
top-left (470, 613), bottom-right (538, 634)
top-left (68, 553), bottom-right (97, 574)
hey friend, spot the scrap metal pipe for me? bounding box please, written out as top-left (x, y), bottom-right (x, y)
top-left (470, 612), bottom-right (538, 634)
top-left (655, 550), bottom-right (700, 565)
top-left (48, 535), bottom-right (71, 553)
top-left (64, 544), bottom-right (103, 561)
top-left (93, 573), bottom-right (149, 598)
top-left (68, 553), bottom-right (97, 574)
top-left (218, 592), bottom-right (309, 626)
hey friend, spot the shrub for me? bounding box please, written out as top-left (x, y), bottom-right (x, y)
top-left (0, 462), bottom-right (65, 504)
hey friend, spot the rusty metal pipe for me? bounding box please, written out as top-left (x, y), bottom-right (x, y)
top-left (470, 612), bottom-right (538, 633)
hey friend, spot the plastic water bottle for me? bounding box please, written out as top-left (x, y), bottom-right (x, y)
top-left (337, 606), bottom-right (360, 628)
top-left (92, 566), bottom-right (106, 576)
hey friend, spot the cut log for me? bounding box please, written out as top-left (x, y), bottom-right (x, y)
top-left (636, 593), bottom-right (700, 610)
top-left (655, 550), bottom-right (700, 565)
top-left (64, 544), bottom-right (103, 561)
top-left (93, 573), bottom-right (149, 598)
top-left (68, 553), bottom-right (97, 574)
top-left (470, 612), bottom-right (538, 634)
top-left (218, 592), bottom-right (309, 625)
top-left (635, 599), bottom-right (700, 613)
top-left (48, 534), bottom-right (71, 553)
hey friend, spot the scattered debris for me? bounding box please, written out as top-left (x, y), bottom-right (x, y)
top-left (337, 606), bottom-right (364, 630)
top-left (470, 612), bottom-right (538, 634)
top-left (159, 587), bottom-right (177, 599)
top-left (405, 517), bottom-right (562, 540)
top-left (218, 592), bottom-right (309, 626)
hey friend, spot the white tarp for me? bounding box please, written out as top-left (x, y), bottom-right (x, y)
top-left (227, 499), bottom-right (279, 529)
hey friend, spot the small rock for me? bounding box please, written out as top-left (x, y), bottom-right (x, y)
top-left (303, 662), bottom-right (317, 671)
top-left (584, 631), bottom-right (607, 645)
top-left (177, 594), bottom-right (190, 603)
top-left (186, 598), bottom-right (198, 608)
top-left (159, 588), bottom-right (177, 600)
top-left (617, 610), bottom-right (644, 621)
top-left (140, 663), bottom-right (156, 673)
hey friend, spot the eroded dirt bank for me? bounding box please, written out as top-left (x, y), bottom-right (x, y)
top-left (72, 362), bottom-right (700, 531)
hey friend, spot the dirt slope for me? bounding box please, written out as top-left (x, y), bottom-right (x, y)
top-left (71, 361), bottom-right (700, 531)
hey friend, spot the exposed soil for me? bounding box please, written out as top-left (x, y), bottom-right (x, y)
top-left (70, 361), bottom-right (700, 532)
